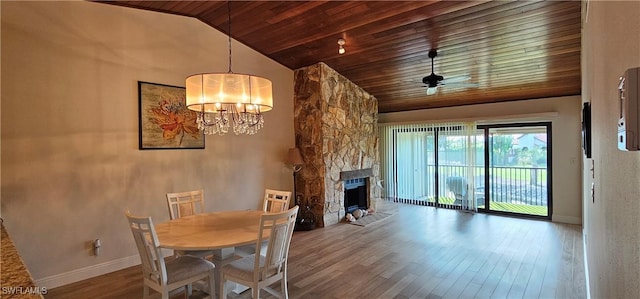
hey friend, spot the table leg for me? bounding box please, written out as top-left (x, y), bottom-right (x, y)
top-left (211, 248), bottom-right (235, 298)
top-left (211, 248), bottom-right (251, 297)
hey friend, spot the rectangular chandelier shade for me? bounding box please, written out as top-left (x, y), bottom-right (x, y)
top-left (185, 73), bottom-right (273, 113)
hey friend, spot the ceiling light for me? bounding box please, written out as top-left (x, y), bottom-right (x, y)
top-left (185, 1), bottom-right (273, 135)
top-left (337, 38), bottom-right (346, 55)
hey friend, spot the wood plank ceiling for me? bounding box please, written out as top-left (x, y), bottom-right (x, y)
top-left (96, 1), bottom-right (582, 113)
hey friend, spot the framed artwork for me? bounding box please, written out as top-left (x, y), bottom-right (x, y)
top-left (138, 81), bottom-right (205, 150)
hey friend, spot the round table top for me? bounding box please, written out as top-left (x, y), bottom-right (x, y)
top-left (155, 210), bottom-right (265, 251)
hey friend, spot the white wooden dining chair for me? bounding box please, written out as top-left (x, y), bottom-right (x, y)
top-left (219, 206), bottom-right (299, 299)
top-left (125, 211), bottom-right (215, 299)
top-left (236, 189), bottom-right (293, 257)
top-left (167, 189), bottom-right (205, 220)
top-left (263, 189), bottom-right (292, 213)
top-left (166, 189), bottom-right (211, 259)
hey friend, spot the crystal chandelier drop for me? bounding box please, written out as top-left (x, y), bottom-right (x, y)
top-left (185, 1), bottom-right (273, 136)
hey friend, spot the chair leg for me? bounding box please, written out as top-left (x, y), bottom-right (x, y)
top-left (219, 275), bottom-right (227, 299)
top-left (143, 285), bottom-right (150, 299)
top-left (208, 271), bottom-right (216, 299)
top-left (281, 277), bottom-right (289, 299)
top-left (252, 286), bottom-right (260, 299)
top-left (186, 284), bottom-right (193, 296)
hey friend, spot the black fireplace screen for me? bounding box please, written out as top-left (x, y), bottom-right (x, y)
top-left (344, 178), bottom-right (367, 214)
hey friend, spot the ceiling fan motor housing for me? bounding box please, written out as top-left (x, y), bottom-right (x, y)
top-left (422, 49), bottom-right (444, 88)
top-left (422, 73), bottom-right (444, 87)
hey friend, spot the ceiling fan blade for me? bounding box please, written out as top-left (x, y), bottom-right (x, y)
top-left (441, 75), bottom-right (471, 84)
top-left (443, 82), bottom-right (479, 88)
top-left (426, 87), bottom-right (438, 95)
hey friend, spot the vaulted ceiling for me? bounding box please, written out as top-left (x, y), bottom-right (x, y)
top-left (96, 1), bottom-right (582, 113)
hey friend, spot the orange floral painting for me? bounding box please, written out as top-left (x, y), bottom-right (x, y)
top-left (138, 81), bottom-right (204, 149)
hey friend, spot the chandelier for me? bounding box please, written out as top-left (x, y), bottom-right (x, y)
top-left (185, 1), bottom-right (273, 135)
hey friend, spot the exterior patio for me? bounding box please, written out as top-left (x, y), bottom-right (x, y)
top-left (388, 165), bottom-right (549, 217)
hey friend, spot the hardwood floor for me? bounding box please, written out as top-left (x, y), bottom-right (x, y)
top-left (45, 202), bottom-right (586, 299)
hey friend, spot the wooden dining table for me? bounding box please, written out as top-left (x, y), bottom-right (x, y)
top-left (155, 210), bottom-right (266, 297)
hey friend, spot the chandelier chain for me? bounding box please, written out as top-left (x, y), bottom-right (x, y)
top-left (227, 1), bottom-right (232, 74)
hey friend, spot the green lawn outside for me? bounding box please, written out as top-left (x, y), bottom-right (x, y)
top-left (486, 166), bottom-right (547, 184)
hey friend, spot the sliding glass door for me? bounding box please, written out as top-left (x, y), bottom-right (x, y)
top-left (436, 126), bottom-right (480, 209)
top-left (381, 121), bottom-right (552, 219)
top-left (477, 123), bottom-right (552, 219)
top-left (394, 126), bottom-right (435, 203)
top-left (380, 122), bottom-right (479, 211)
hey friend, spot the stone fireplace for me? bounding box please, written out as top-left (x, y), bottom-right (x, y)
top-left (293, 62), bottom-right (381, 227)
top-left (341, 168), bottom-right (374, 215)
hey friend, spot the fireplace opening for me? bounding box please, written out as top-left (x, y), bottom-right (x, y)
top-left (344, 178), bottom-right (367, 214)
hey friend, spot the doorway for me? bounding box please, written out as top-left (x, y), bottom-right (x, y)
top-left (477, 122), bottom-right (552, 219)
top-left (380, 121), bottom-right (552, 220)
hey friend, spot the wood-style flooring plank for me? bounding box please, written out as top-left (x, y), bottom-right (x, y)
top-left (45, 202), bottom-right (586, 299)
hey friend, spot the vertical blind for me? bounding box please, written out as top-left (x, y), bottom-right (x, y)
top-left (379, 121), bottom-right (479, 211)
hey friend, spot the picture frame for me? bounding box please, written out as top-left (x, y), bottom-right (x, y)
top-left (138, 81), bottom-right (205, 150)
top-left (582, 102), bottom-right (592, 158)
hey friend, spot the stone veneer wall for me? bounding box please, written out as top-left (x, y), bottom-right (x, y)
top-left (293, 62), bottom-right (381, 227)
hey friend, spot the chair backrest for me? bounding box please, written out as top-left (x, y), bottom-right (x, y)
top-left (166, 189), bottom-right (204, 220)
top-left (125, 211), bottom-right (168, 285)
top-left (254, 206), bottom-right (299, 281)
top-left (263, 189), bottom-right (292, 213)
top-left (445, 176), bottom-right (467, 198)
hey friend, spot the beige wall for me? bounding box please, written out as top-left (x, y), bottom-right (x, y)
top-left (6, 1), bottom-right (638, 296)
top-left (582, 1), bottom-right (640, 297)
top-left (380, 96), bottom-right (583, 224)
top-left (0, 1), bottom-right (294, 285)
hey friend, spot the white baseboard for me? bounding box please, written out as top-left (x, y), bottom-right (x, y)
top-left (35, 254), bottom-right (141, 289)
top-left (552, 215), bottom-right (582, 224)
top-left (583, 228), bottom-right (591, 299)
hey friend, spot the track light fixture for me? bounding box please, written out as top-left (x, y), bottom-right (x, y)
top-left (337, 38), bottom-right (346, 55)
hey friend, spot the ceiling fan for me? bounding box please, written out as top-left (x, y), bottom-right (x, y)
top-left (421, 49), bottom-right (477, 95)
